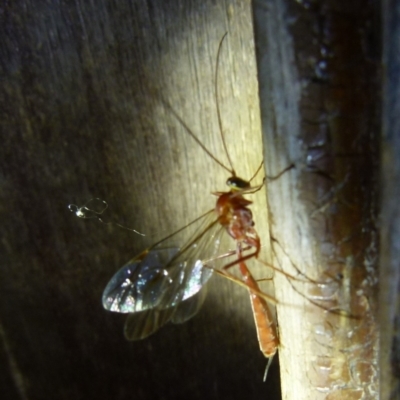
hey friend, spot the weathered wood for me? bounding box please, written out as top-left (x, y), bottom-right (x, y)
top-left (380, 0), bottom-right (400, 399)
top-left (253, 0), bottom-right (380, 399)
top-left (0, 1), bottom-right (279, 399)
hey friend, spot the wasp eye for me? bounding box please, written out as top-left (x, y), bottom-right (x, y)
top-left (226, 176), bottom-right (251, 190)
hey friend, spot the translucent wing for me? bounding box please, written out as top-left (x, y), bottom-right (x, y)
top-left (102, 209), bottom-right (229, 319)
top-left (171, 284), bottom-right (208, 324)
top-left (102, 248), bottom-right (212, 313)
top-left (124, 307), bottom-right (176, 340)
top-left (123, 288), bottom-right (208, 340)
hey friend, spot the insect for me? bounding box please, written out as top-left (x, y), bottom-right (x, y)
top-left (101, 33), bottom-right (279, 367)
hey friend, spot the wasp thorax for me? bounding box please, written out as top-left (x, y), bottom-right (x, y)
top-left (226, 176), bottom-right (251, 191)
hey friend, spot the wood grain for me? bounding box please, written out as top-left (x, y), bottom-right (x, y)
top-left (1, 1), bottom-right (385, 399)
top-left (254, 1), bottom-right (380, 399)
top-left (380, 0), bottom-right (400, 399)
top-left (0, 1), bottom-right (279, 399)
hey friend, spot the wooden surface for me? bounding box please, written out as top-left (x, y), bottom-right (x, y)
top-left (1, 1), bottom-right (388, 399)
top-left (0, 1), bottom-right (280, 400)
top-left (254, 1), bottom-right (380, 399)
top-left (380, 0), bottom-right (400, 399)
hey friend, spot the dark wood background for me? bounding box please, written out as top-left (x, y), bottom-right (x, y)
top-left (1, 0), bottom-right (393, 399)
top-left (0, 1), bottom-right (279, 400)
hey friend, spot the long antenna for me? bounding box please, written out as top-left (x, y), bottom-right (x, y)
top-left (161, 99), bottom-right (232, 174)
top-left (215, 32), bottom-right (236, 176)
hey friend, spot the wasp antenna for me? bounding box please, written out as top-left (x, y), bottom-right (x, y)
top-left (161, 98), bottom-right (232, 175)
top-left (215, 32), bottom-right (236, 176)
